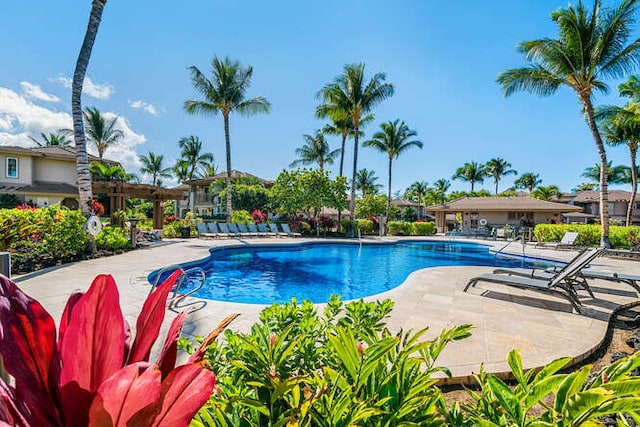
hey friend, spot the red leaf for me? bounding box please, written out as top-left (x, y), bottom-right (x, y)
top-left (58, 291), bottom-right (83, 353)
top-left (188, 313), bottom-right (239, 364)
top-left (0, 381), bottom-right (30, 427)
top-left (128, 269), bottom-right (183, 364)
top-left (156, 312), bottom-right (185, 379)
top-left (60, 274), bottom-right (125, 427)
top-left (151, 364), bottom-right (215, 427)
top-left (87, 362), bottom-right (161, 427)
top-left (0, 275), bottom-right (62, 426)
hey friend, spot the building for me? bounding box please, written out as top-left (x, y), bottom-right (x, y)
top-left (562, 190), bottom-right (640, 225)
top-left (426, 196), bottom-right (582, 234)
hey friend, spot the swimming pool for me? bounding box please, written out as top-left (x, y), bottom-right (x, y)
top-left (151, 241), bottom-right (558, 304)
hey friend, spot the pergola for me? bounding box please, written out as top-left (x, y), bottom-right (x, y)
top-left (92, 181), bottom-right (187, 229)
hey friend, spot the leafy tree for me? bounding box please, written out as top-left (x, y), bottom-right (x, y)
top-left (89, 162), bottom-right (129, 182)
top-left (405, 181), bottom-right (429, 219)
top-left (485, 157), bottom-right (517, 194)
top-left (497, 0), bottom-right (640, 248)
top-left (290, 129), bottom-right (340, 171)
top-left (573, 182), bottom-right (597, 192)
top-left (364, 119), bottom-right (423, 223)
top-left (139, 151), bottom-right (171, 186)
top-left (219, 184), bottom-right (271, 213)
top-left (452, 161), bottom-right (486, 192)
top-left (447, 190), bottom-right (469, 201)
top-left (355, 168), bottom-right (382, 198)
top-left (83, 107), bottom-right (123, 160)
top-left (514, 172), bottom-right (542, 194)
top-left (355, 194), bottom-right (389, 218)
top-left (178, 135), bottom-right (214, 180)
top-left (531, 185), bottom-right (561, 200)
top-left (316, 63), bottom-right (394, 236)
top-left (29, 131), bottom-right (72, 147)
top-left (185, 56), bottom-right (271, 223)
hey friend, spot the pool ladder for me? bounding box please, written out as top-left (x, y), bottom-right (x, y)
top-left (148, 265), bottom-right (207, 313)
top-left (494, 235), bottom-right (526, 259)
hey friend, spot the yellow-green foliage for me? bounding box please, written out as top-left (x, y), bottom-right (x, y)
top-left (162, 219), bottom-right (183, 238)
top-left (412, 221), bottom-right (436, 236)
top-left (231, 209), bottom-right (252, 225)
top-left (355, 219), bottom-right (374, 234)
top-left (387, 221), bottom-right (412, 235)
top-left (95, 226), bottom-right (131, 251)
top-left (533, 223), bottom-right (640, 248)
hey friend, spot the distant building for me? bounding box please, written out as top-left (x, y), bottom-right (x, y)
top-left (563, 190), bottom-right (640, 225)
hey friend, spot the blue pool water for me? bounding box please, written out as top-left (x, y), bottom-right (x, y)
top-left (153, 241), bottom-right (557, 304)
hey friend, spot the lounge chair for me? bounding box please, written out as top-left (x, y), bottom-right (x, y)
top-left (248, 223), bottom-right (263, 237)
top-left (534, 231), bottom-right (579, 249)
top-left (220, 223), bottom-right (238, 237)
top-left (257, 223), bottom-right (276, 237)
top-left (268, 223), bottom-right (284, 237)
top-left (196, 222), bottom-right (214, 238)
top-left (237, 223), bottom-right (257, 237)
top-left (207, 222), bottom-right (222, 238)
top-left (463, 248), bottom-right (604, 313)
top-left (280, 223), bottom-right (301, 237)
top-left (213, 222), bottom-right (230, 238)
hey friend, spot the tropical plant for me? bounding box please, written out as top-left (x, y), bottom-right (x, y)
top-left (364, 119), bottom-right (423, 223)
top-left (497, 0), bottom-right (640, 247)
top-left (433, 178), bottom-right (451, 194)
top-left (355, 194), bottom-right (390, 218)
top-left (82, 107), bottom-right (123, 160)
top-left (514, 172), bottom-right (542, 194)
top-left (582, 161), bottom-right (628, 185)
top-left (139, 151), bottom-right (171, 186)
top-left (320, 115), bottom-right (370, 178)
top-left (452, 161), bottom-right (486, 192)
top-left (531, 184), bottom-right (562, 200)
top-left (185, 56), bottom-right (271, 223)
top-left (290, 129), bottom-right (340, 171)
top-left (29, 131), bottom-right (73, 147)
top-left (89, 161), bottom-right (128, 182)
top-left (485, 157), bottom-right (517, 194)
top-left (354, 168), bottom-right (382, 198)
top-left (177, 135), bottom-right (214, 180)
top-left (218, 183), bottom-right (271, 213)
top-left (316, 63), bottom-right (394, 236)
top-left (0, 271), bottom-right (238, 426)
top-left (198, 158), bottom-right (217, 178)
top-left (405, 181), bottom-right (429, 218)
top-left (173, 160), bottom-right (190, 182)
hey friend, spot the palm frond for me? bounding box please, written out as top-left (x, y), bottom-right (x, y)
top-left (496, 66), bottom-right (563, 97)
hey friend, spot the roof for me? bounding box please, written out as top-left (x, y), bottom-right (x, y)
top-left (392, 198), bottom-right (419, 207)
top-left (426, 196), bottom-right (582, 212)
top-left (0, 181), bottom-right (78, 196)
top-left (185, 170), bottom-right (274, 187)
top-left (571, 190), bottom-right (635, 203)
top-left (562, 212), bottom-right (598, 218)
top-left (0, 145), bottom-right (118, 165)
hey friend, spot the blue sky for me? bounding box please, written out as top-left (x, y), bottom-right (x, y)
top-left (0, 0), bottom-right (637, 194)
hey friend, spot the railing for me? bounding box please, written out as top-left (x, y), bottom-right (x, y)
top-left (148, 265), bottom-right (207, 312)
top-left (494, 235), bottom-right (526, 259)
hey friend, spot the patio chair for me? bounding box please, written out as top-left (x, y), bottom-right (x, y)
top-left (258, 223), bottom-right (276, 237)
top-left (196, 222), bottom-right (211, 238)
top-left (268, 223), bottom-right (284, 237)
top-left (222, 223), bottom-right (239, 237)
top-left (206, 222), bottom-right (222, 238)
top-left (237, 223), bottom-right (257, 237)
top-left (247, 223), bottom-right (262, 237)
top-left (212, 222), bottom-right (230, 238)
top-left (535, 231), bottom-right (579, 249)
top-left (280, 223), bottom-right (301, 237)
top-left (463, 248), bottom-right (604, 313)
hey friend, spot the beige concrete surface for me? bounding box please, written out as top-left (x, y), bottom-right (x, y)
top-left (14, 236), bottom-right (640, 383)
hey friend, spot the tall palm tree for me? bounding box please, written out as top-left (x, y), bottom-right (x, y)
top-left (514, 172), bottom-right (542, 194)
top-left (531, 185), bottom-right (562, 201)
top-left (452, 162), bottom-right (485, 192)
top-left (364, 120), bottom-right (423, 222)
top-left (29, 131), bottom-right (73, 147)
top-left (185, 56), bottom-right (271, 222)
top-left (433, 178), bottom-right (451, 194)
top-left (72, 0), bottom-right (107, 219)
top-left (139, 151), bottom-right (171, 186)
top-left (497, 0), bottom-right (640, 247)
top-left (485, 157), bottom-right (517, 194)
top-left (582, 162), bottom-right (628, 185)
top-left (198, 158), bottom-right (217, 178)
top-left (405, 181), bottom-right (429, 219)
top-left (173, 160), bottom-right (190, 182)
top-left (316, 63), bottom-right (394, 235)
top-left (83, 107), bottom-right (123, 160)
top-left (290, 130), bottom-right (340, 171)
top-left (320, 114), bottom-right (372, 177)
top-left (355, 168), bottom-right (381, 198)
top-left (178, 135), bottom-right (214, 180)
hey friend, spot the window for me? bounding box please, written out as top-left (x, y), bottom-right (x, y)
top-left (5, 157), bottom-right (17, 178)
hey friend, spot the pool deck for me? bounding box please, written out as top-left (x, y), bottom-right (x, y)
top-left (14, 235), bottom-right (640, 384)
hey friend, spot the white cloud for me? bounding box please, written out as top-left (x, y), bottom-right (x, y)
top-left (52, 76), bottom-right (114, 100)
top-left (128, 100), bottom-right (158, 116)
top-left (20, 82), bottom-right (60, 103)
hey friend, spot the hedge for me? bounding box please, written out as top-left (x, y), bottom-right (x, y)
top-left (533, 223), bottom-right (640, 248)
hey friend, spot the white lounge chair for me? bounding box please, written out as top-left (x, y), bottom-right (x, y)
top-left (534, 231), bottom-right (579, 249)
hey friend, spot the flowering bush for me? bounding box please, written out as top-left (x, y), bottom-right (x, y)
top-left (164, 215), bottom-right (180, 224)
top-left (251, 209), bottom-right (266, 224)
top-left (91, 199), bottom-right (105, 216)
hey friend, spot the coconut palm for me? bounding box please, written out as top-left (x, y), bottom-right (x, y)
top-left (72, 0), bottom-right (107, 218)
top-left (433, 178), bottom-right (451, 194)
top-left (290, 130), bottom-right (340, 171)
top-left (29, 131), bottom-right (73, 147)
top-left (185, 56), bottom-right (271, 223)
top-left (320, 115), bottom-right (372, 176)
top-left (173, 160), bottom-right (190, 182)
top-left (364, 120), bottom-right (423, 222)
top-left (89, 161), bottom-right (128, 182)
top-left (485, 158), bottom-right (517, 194)
top-left (198, 158), bottom-right (217, 178)
top-left (83, 107), bottom-right (123, 160)
top-left (139, 151), bottom-right (171, 186)
top-left (355, 168), bottom-right (381, 198)
top-left (514, 172), bottom-right (542, 194)
top-left (496, 0), bottom-right (640, 247)
top-left (405, 181), bottom-right (429, 219)
top-left (178, 135), bottom-right (214, 180)
top-left (452, 162), bottom-right (486, 192)
top-left (531, 185), bottom-right (562, 201)
top-left (582, 162), bottom-right (628, 185)
top-left (316, 63), bottom-right (394, 235)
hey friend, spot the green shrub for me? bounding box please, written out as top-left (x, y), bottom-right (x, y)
top-left (355, 218), bottom-right (374, 234)
top-left (387, 221), bottom-right (412, 235)
top-left (95, 226), bottom-right (131, 251)
top-left (412, 221), bottom-right (436, 236)
top-left (162, 219), bottom-right (183, 238)
top-left (339, 218), bottom-right (350, 234)
top-left (533, 224), bottom-right (640, 248)
top-left (231, 209), bottom-right (252, 225)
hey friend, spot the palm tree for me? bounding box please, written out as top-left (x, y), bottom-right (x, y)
top-left (198, 158), bottom-right (217, 178)
top-left (514, 172), bottom-right (542, 194)
top-left (29, 131), bottom-right (73, 147)
top-left (364, 120), bottom-right (423, 222)
top-left (139, 151), bottom-right (171, 186)
top-left (83, 107), bottom-right (123, 160)
top-left (316, 63), bottom-right (394, 235)
top-left (582, 162), bottom-right (628, 185)
top-left (433, 178), bottom-right (451, 194)
top-left (405, 181), bottom-right (429, 219)
top-left (531, 185), bottom-right (561, 201)
top-left (173, 160), bottom-right (190, 182)
top-left (355, 168), bottom-right (381, 198)
top-left (496, 0), bottom-right (640, 248)
top-left (185, 56), bottom-right (271, 222)
top-left (320, 115), bottom-right (372, 176)
top-left (485, 158), bottom-right (517, 194)
top-left (452, 162), bottom-right (485, 192)
top-left (89, 161), bottom-right (128, 182)
top-left (290, 130), bottom-right (340, 171)
top-left (178, 135), bottom-right (214, 180)
top-left (72, 0), bottom-right (107, 219)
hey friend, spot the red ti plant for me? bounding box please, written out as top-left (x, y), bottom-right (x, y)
top-left (0, 271), bottom-right (238, 426)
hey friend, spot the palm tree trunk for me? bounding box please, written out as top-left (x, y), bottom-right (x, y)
top-left (471, 181), bottom-right (475, 192)
top-left (386, 156), bottom-right (392, 225)
top-left (495, 180), bottom-right (499, 195)
top-left (224, 114), bottom-right (232, 223)
top-left (349, 126), bottom-right (359, 238)
top-left (337, 132), bottom-right (347, 232)
top-left (73, 0), bottom-right (105, 219)
top-left (582, 98), bottom-right (611, 248)
top-left (627, 144), bottom-right (638, 227)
